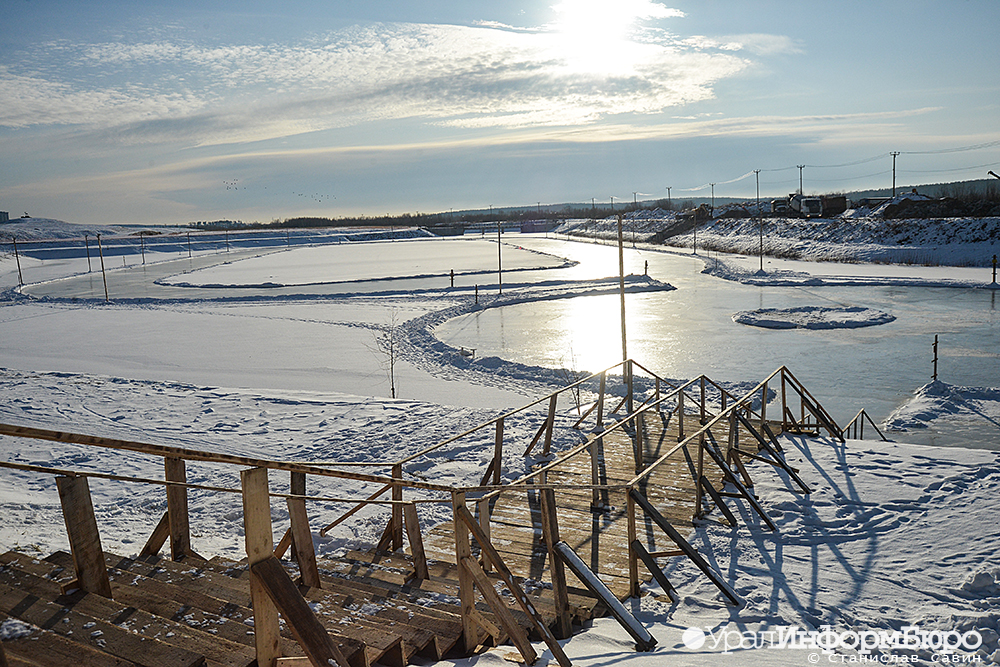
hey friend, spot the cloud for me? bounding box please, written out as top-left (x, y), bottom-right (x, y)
top-left (0, 15), bottom-right (753, 146)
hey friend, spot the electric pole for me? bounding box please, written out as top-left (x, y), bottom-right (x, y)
top-left (797, 165), bottom-right (805, 195)
top-left (755, 169), bottom-right (762, 272)
top-left (891, 151), bottom-right (900, 198)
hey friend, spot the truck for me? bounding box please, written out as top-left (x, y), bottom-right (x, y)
top-left (786, 193), bottom-right (848, 218)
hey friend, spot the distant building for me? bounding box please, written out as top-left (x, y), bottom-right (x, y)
top-left (0, 211), bottom-right (8, 223)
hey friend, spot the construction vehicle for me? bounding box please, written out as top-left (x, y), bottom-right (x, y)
top-left (786, 194), bottom-right (848, 218)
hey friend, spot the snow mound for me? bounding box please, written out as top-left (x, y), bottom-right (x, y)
top-left (0, 217), bottom-right (129, 241)
top-left (732, 305), bottom-right (895, 329)
top-left (886, 381), bottom-right (1000, 432)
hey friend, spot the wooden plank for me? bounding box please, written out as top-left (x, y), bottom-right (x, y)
top-left (55, 475), bottom-right (112, 598)
top-left (241, 466), bottom-right (281, 667)
top-left (0, 624), bottom-right (135, 667)
top-left (460, 557), bottom-right (537, 665)
top-left (543, 394), bottom-right (558, 456)
top-left (699, 476), bottom-right (737, 527)
top-left (287, 472), bottom-right (322, 589)
top-left (251, 555), bottom-right (351, 667)
top-left (493, 418), bottom-right (504, 485)
top-left (319, 484), bottom-right (391, 537)
top-left (630, 540), bottom-right (677, 598)
top-left (164, 457), bottom-right (191, 561)
top-left (628, 489), bottom-right (740, 606)
top-left (139, 511), bottom-right (170, 558)
top-left (0, 581), bottom-right (206, 667)
top-left (451, 491), bottom-right (479, 655)
top-left (403, 502), bottom-right (429, 580)
top-left (0, 564), bottom-right (254, 667)
top-left (454, 503), bottom-right (572, 667)
top-left (538, 487), bottom-right (571, 639)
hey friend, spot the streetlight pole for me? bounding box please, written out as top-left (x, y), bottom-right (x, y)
top-left (891, 151), bottom-right (900, 198)
top-left (797, 165), bottom-right (805, 195)
top-left (710, 183), bottom-right (715, 217)
top-left (755, 169), bottom-right (762, 272)
top-left (666, 186), bottom-right (671, 210)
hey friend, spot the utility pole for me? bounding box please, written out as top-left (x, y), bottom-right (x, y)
top-left (710, 183), bottom-right (716, 217)
top-left (617, 215), bottom-right (629, 412)
top-left (891, 151), bottom-right (901, 198)
top-left (666, 186), bottom-right (671, 210)
top-left (797, 165), bottom-right (805, 195)
top-left (610, 196), bottom-right (615, 212)
top-left (755, 169), bottom-right (762, 272)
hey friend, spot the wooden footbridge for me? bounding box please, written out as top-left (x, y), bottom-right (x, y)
top-left (0, 362), bottom-right (844, 667)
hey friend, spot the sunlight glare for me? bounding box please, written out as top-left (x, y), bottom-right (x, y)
top-left (549, 0), bottom-right (681, 75)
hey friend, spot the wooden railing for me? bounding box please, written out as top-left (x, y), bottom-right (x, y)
top-left (0, 361), bottom-right (846, 666)
top-left (843, 408), bottom-right (889, 441)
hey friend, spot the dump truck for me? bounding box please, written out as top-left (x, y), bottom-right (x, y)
top-left (786, 193), bottom-right (848, 218)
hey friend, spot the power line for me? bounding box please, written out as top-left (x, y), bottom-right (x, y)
top-left (901, 139), bottom-right (1000, 155)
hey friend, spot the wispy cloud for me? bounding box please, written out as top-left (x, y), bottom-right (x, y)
top-left (0, 9), bottom-right (767, 147)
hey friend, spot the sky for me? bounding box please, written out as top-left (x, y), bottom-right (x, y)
top-left (2, 0), bottom-right (999, 226)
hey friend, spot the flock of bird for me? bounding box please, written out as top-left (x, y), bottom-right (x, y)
top-left (222, 180), bottom-right (335, 203)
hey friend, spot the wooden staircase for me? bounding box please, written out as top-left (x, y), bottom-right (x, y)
top-left (0, 546), bottom-right (605, 667)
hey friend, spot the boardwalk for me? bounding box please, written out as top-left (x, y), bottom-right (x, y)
top-left (422, 407), bottom-right (779, 600)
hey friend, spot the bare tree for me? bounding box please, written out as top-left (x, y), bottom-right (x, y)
top-left (368, 312), bottom-right (400, 399)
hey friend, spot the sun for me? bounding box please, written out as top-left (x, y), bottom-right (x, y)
top-left (548, 0), bottom-right (681, 75)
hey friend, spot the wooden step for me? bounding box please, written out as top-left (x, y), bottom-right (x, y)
top-left (0, 619), bottom-right (135, 667)
top-left (0, 580), bottom-right (206, 667)
top-left (0, 556), bottom-right (253, 667)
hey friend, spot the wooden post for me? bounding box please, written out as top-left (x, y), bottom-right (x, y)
top-left (676, 391), bottom-right (685, 442)
top-left (626, 360), bottom-right (634, 418)
top-left (452, 491), bottom-right (479, 654)
top-left (760, 381), bottom-right (768, 431)
top-left (539, 487), bottom-right (571, 639)
top-left (477, 495), bottom-right (493, 572)
top-left (403, 502), bottom-right (429, 580)
top-left (591, 435), bottom-right (602, 507)
top-left (0, 632), bottom-right (7, 667)
top-left (596, 371), bottom-right (606, 429)
top-left (287, 471), bottom-right (321, 589)
top-left (543, 394), bottom-right (558, 456)
top-left (164, 457), bottom-right (191, 561)
top-left (391, 463), bottom-right (404, 551)
top-left (655, 377), bottom-right (660, 403)
top-left (626, 490), bottom-right (640, 598)
top-left (56, 475), bottom-right (113, 598)
top-left (781, 371), bottom-right (788, 432)
top-left (700, 376), bottom-right (706, 424)
top-left (241, 467), bottom-right (281, 667)
top-left (694, 430), bottom-right (706, 519)
top-left (634, 411), bottom-right (644, 474)
top-left (493, 417), bottom-right (504, 485)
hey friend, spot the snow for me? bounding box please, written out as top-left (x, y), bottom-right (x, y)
top-left (733, 305), bottom-right (896, 329)
top-left (2, 218), bottom-right (1000, 664)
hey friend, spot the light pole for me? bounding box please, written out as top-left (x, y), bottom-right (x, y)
top-left (610, 196), bottom-right (615, 212)
top-left (666, 186), bottom-right (671, 210)
top-left (710, 183), bottom-right (716, 218)
top-left (797, 165), bottom-right (805, 195)
top-left (755, 169), bottom-right (762, 272)
top-left (891, 151), bottom-right (901, 198)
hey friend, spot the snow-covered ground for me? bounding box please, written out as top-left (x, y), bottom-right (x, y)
top-left (2, 217), bottom-right (1000, 665)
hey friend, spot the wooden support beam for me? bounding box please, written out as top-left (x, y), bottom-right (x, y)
top-left (139, 510), bottom-right (170, 557)
top-left (403, 502), bottom-right (429, 581)
top-left (700, 437), bottom-right (777, 531)
top-left (451, 491), bottom-right (479, 655)
top-left (251, 555), bottom-right (350, 667)
top-left (734, 413), bottom-right (810, 493)
top-left (630, 540), bottom-right (677, 599)
top-left (454, 502), bottom-right (572, 667)
top-left (274, 527), bottom-right (293, 560)
top-left (477, 496), bottom-right (492, 573)
top-left (626, 492), bottom-right (639, 599)
top-left (241, 466), bottom-right (281, 667)
top-left (375, 516), bottom-right (395, 553)
top-left (543, 394), bottom-right (558, 456)
top-left (461, 556), bottom-right (537, 664)
top-left (164, 457), bottom-right (191, 561)
top-left (55, 475), bottom-right (113, 598)
top-left (596, 372), bottom-right (606, 429)
top-left (524, 418), bottom-right (548, 456)
top-left (628, 489), bottom-right (741, 606)
top-left (555, 541), bottom-right (656, 652)
top-left (391, 464), bottom-right (404, 551)
top-left (699, 475), bottom-right (737, 527)
top-left (676, 391), bottom-right (685, 442)
top-left (493, 417), bottom-right (504, 485)
top-left (539, 487), bottom-right (571, 639)
top-left (319, 483), bottom-right (392, 537)
top-left (287, 471), bottom-right (321, 589)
